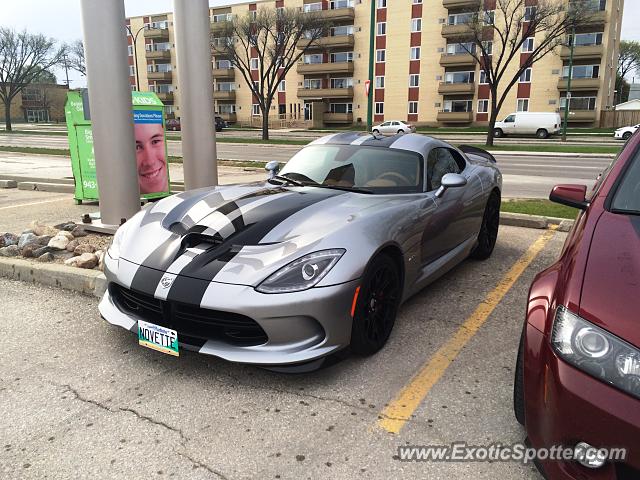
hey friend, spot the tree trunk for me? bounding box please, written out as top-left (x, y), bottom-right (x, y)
top-left (486, 110), bottom-right (498, 147)
top-left (3, 99), bottom-right (12, 132)
top-left (261, 108), bottom-right (269, 141)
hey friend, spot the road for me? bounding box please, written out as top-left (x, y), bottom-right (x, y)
top-left (0, 225), bottom-right (565, 479)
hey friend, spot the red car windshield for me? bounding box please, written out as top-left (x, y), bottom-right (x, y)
top-left (611, 150), bottom-right (640, 214)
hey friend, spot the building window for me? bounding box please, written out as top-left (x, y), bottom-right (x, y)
top-left (304, 79), bottom-right (322, 89)
top-left (375, 102), bottom-right (384, 115)
top-left (278, 80), bottom-right (286, 92)
top-left (524, 6), bottom-right (536, 22)
top-left (377, 0), bottom-right (386, 8)
top-left (443, 100), bottom-right (472, 112)
top-left (478, 99), bottom-right (489, 113)
top-left (250, 58), bottom-right (259, 70)
top-left (409, 74), bottom-right (420, 87)
top-left (411, 47), bottom-right (421, 60)
top-left (482, 41), bottom-right (493, 55)
top-left (330, 103), bottom-right (353, 113)
top-left (408, 101), bottom-right (418, 114)
top-left (376, 49), bottom-right (386, 63)
top-left (303, 3), bottom-right (322, 13)
top-left (411, 18), bottom-right (422, 32)
top-left (522, 37), bottom-right (535, 53)
top-left (128, 65), bottom-right (135, 76)
top-left (479, 70), bottom-right (489, 84)
top-left (330, 51), bottom-right (353, 63)
top-left (519, 68), bottom-right (532, 83)
top-left (484, 10), bottom-right (495, 25)
top-left (252, 104), bottom-right (260, 116)
top-left (412, 0), bottom-right (423, 3)
top-left (517, 98), bottom-right (529, 112)
top-left (377, 22), bottom-right (386, 36)
top-left (127, 45), bottom-right (133, 56)
top-left (375, 76), bottom-right (385, 88)
top-left (563, 65), bottom-right (600, 79)
top-left (330, 77), bottom-right (353, 89)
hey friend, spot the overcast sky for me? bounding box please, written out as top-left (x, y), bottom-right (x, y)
top-left (2, 0), bottom-right (639, 86)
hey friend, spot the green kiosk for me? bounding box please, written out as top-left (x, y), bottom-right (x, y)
top-left (65, 90), bottom-right (172, 204)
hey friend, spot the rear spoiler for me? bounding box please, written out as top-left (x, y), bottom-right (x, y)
top-left (458, 145), bottom-right (497, 163)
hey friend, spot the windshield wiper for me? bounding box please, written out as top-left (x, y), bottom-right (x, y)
top-left (268, 174), bottom-right (306, 187)
top-left (313, 184), bottom-right (373, 194)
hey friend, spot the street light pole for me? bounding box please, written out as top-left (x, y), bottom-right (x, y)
top-left (562, 26), bottom-right (575, 142)
top-left (366, 0), bottom-right (376, 132)
top-left (125, 25), bottom-right (145, 91)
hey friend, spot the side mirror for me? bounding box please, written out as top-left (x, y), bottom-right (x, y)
top-left (435, 173), bottom-right (467, 198)
top-left (549, 184), bottom-right (589, 210)
top-left (265, 160), bottom-right (280, 179)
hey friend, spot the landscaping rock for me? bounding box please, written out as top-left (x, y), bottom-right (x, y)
top-left (18, 233), bottom-right (38, 249)
top-left (64, 253), bottom-right (98, 269)
top-left (96, 250), bottom-right (105, 269)
top-left (20, 243), bottom-right (41, 258)
top-left (0, 245), bottom-right (20, 257)
top-left (53, 251), bottom-right (75, 261)
top-left (0, 233), bottom-right (18, 247)
top-left (30, 221), bottom-right (59, 237)
top-left (33, 246), bottom-right (56, 258)
top-left (54, 222), bottom-right (77, 232)
top-left (48, 235), bottom-right (71, 250)
top-left (66, 239), bottom-right (80, 252)
top-left (36, 235), bottom-right (53, 246)
top-left (71, 227), bottom-right (88, 238)
top-left (74, 244), bottom-right (96, 255)
top-left (36, 252), bottom-right (55, 262)
top-left (57, 231), bottom-right (74, 241)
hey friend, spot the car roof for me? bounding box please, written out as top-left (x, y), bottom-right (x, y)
top-left (307, 132), bottom-right (451, 157)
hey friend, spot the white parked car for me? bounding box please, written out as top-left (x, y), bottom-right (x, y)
top-left (493, 112), bottom-right (562, 139)
top-left (372, 120), bottom-right (416, 135)
top-left (614, 124), bottom-right (639, 141)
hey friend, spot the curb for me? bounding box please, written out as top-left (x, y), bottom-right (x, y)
top-left (0, 213), bottom-right (571, 298)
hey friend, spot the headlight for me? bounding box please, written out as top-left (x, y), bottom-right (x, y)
top-left (107, 224), bottom-right (127, 260)
top-left (256, 249), bottom-right (345, 294)
top-left (551, 306), bottom-right (640, 399)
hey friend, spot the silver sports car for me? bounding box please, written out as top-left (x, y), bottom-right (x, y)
top-left (100, 133), bottom-right (502, 368)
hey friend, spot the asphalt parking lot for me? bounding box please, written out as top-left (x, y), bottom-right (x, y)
top-left (0, 224), bottom-right (566, 479)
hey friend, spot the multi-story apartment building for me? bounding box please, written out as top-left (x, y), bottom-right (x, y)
top-left (126, 0), bottom-right (623, 128)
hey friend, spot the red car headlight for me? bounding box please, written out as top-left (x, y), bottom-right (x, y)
top-left (551, 306), bottom-right (640, 400)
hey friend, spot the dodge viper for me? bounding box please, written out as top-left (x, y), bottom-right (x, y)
top-left (100, 133), bottom-right (502, 368)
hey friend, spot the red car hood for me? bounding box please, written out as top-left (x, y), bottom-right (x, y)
top-left (579, 211), bottom-right (640, 349)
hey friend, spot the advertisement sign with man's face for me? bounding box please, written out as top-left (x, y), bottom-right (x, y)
top-left (133, 110), bottom-right (169, 195)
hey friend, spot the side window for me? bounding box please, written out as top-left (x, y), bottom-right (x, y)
top-left (505, 114), bottom-right (516, 123)
top-left (427, 148), bottom-right (461, 191)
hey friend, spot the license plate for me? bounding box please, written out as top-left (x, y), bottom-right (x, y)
top-left (137, 320), bottom-right (179, 357)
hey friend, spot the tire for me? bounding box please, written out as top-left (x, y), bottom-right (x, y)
top-left (350, 254), bottom-right (402, 355)
top-left (623, 131), bottom-right (632, 140)
top-left (470, 190), bottom-right (501, 260)
top-left (397, 129), bottom-right (405, 134)
top-left (493, 128), bottom-right (503, 138)
top-left (536, 129), bottom-right (548, 139)
top-left (514, 329), bottom-right (526, 426)
top-left (372, 129), bottom-right (380, 134)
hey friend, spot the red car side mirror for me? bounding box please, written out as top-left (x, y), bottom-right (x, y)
top-left (549, 184), bottom-right (589, 210)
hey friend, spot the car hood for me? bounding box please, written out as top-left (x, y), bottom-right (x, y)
top-left (119, 183), bottom-right (407, 285)
top-left (579, 212), bottom-right (640, 349)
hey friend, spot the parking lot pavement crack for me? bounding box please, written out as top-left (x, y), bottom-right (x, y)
top-left (119, 406), bottom-right (188, 441)
top-left (176, 449), bottom-right (230, 480)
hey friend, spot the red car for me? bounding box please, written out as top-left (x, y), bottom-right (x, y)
top-left (514, 131), bottom-right (640, 479)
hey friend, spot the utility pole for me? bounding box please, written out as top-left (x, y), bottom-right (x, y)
top-left (125, 25), bottom-right (146, 91)
top-left (562, 26), bottom-right (575, 142)
top-left (62, 54), bottom-right (70, 86)
top-left (366, 0), bottom-right (376, 132)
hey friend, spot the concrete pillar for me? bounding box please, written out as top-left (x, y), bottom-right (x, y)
top-left (80, 0), bottom-right (140, 226)
top-left (173, 0), bottom-right (218, 189)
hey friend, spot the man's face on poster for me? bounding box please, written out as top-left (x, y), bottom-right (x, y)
top-left (135, 123), bottom-right (168, 194)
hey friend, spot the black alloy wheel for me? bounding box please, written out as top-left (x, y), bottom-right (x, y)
top-left (470, 191), bottom-right (501, 260)
top-left (351, 254), bottom-right (401, 355)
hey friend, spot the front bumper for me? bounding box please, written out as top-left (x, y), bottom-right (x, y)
top-left (523, 324), bottom-right (640, 479)
top-left (100, 256), bottom-right (358, 366)
top-left (614, 131), bottom-right (625, 139)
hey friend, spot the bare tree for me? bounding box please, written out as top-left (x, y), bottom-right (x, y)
top-left (215, 7), bottom-right (326, 140)
top-left (66, 39), bottom-right (86, 76)
top-left (0, 28), bottom-right (66, 131)
top-left (616, 40), bottom-right (640, 103)
top-left (458, 0), bottom-right (597, 146)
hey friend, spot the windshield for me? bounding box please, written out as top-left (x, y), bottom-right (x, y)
top-left (278, 145), bottom-right (424, 194)
top-left (611, 150), bottom-right (640, 214)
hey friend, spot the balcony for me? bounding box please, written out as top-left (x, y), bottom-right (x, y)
top-left (146, 49), bottom-right (171, 60)
top-left (212, 68), bottom-right (235, 79)
top-left (217, 112), bottom-right (237, 123)
top-left (441, 24), bottom-right (474, 38)
top-left (564, 110), bottom-right (598, 122)
top-left (440, 53), bottom-right (476, 66)
top-left (557, 78), bottom-right (601, 91)
top-left (438, 82), bottom-right (476, 95)
top-left (148, 71), bottom-right (172, 81)
top-left (582, 10), bottom-right (607, 26)
top-left (213, 90), bottom-right (236, 100)
top-left (437, 111), bottom-right (474, 123)
top-left (297, 62), bottom-right (354, 75)
top-left (560, 44), bottom-right (604, 59)
top-left (211, 20), bottom-right (231, 34)
top-left (156, 92), bottom-right (174, 103)
top-left (317, 8), bottom-right (355, 23)
top-left (297, 35), bottom-right (355, 50)
top-left (297, 87), bottom-right (354, 99)
top-left (324, 112), bottom-right (353, 124)
top-left (144, 28), bottom-right (169, 40)
top-left (443, 0), bottom-right (480, 8)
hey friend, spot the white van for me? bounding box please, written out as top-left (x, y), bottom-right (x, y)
top-left (493, 112), bottom-right (562, 139)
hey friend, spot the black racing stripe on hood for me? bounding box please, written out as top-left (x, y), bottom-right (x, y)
top-left (165, 189), bottom-right (343, 304)
top-left (161, 191), bottom-right (226, 232)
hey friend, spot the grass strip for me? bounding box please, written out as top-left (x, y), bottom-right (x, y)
top-left (474, 144), bottom-right (620, 155)
top-left (502, 199), bottom-right (579, 219)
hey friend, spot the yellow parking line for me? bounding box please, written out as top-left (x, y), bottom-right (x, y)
top-left (377, 227), bottom-right (557, 434)
top-left (0, 197), bottom-right (69, 211)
